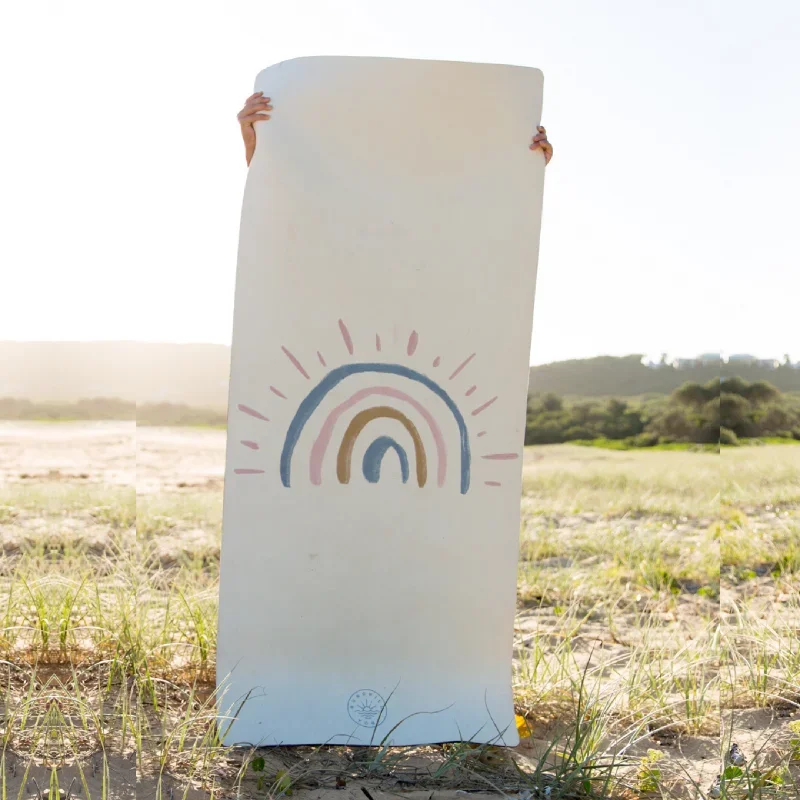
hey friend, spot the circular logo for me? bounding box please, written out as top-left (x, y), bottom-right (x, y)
top-left (347, 689), bottom-right (387, 728)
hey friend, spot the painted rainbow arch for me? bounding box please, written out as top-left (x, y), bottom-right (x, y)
top-left (337, 406), bottom-right (427, 487)
top-left (361, 436), bottom-right (411, 484)
top-left (279, 363), bottom-right (471, 493)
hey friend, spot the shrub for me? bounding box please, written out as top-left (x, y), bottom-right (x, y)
top-left (523, 380), bottom-right (798, 447)
top-left (562, 425), bottom-right (594, 441)
top-left (719, 427), bottom-right (739, 446)
top-left (720, 393), bottom-right (751, 432)
top-left (648, 408), bottom-right (698, 441)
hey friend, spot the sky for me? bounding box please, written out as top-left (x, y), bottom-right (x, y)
top-left (0, 0), bottom-right (796, 365)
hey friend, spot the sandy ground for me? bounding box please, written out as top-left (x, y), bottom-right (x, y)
top-left (0, 420), bottom-right (136, 484)
top-left (136, 425), bottom-right (226, 493)
top-left (0, 421), bottom-right (226, 492)
top-left (2, 422), bottom-right (798, 799)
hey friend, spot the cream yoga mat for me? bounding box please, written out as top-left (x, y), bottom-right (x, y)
top-left (218, 56), bottom-right (545, 746)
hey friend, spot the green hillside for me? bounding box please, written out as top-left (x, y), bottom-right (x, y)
top-left (529, 355), bottom-right (800, 396)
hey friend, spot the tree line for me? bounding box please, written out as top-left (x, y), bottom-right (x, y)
top-left (0, 398), bottom-right (223, 426)
top-left (526, 378), bottom-right (800, 446)
top-left (2, 378), bottom-right (798, 447)
top-left (528, 355), bottom-right (800, 396)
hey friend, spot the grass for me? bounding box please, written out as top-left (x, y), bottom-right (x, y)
top-left (573, 437), bottom-right (800, 452)
top-left (0, 430), bottom-right (798, 798)
top-left (572, 438), bottom-right (720, 452)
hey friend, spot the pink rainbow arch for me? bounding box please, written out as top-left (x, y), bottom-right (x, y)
top-left (309, 386), bottom-right (448, 487)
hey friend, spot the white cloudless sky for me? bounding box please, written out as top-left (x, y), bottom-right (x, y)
top-left (0, 0), bottom-right (796, 364)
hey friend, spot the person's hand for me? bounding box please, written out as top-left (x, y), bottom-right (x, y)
top-left (530, 125), bottom-right (553, 165)
top-left (238, 91), bottom-right (273, 166)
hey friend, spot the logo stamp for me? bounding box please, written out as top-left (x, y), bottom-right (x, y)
top-left (347, 689), bottom-right (387, 728)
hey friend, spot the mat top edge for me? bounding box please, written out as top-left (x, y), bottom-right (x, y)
top-left (255, 55), bottom-right (543, 83)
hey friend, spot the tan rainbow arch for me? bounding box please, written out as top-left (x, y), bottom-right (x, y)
top-left (336, 406), bottom-right (427, 487)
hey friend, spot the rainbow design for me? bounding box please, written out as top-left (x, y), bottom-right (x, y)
top-left (234, 322), bottom-right (521, 493)
top-left (281, 363), bottom-right (470, 493)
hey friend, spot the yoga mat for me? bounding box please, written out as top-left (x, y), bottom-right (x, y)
top-left (218, 56), bottom-right (545, 746)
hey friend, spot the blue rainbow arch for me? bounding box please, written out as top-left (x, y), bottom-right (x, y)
top-left (280, 363), bottom-right (471, 493)
top-left (362, 436), bottom-right (410, 484)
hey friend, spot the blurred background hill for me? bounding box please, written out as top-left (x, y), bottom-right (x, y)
top-left (0, 342), bottom-right (231, 408)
